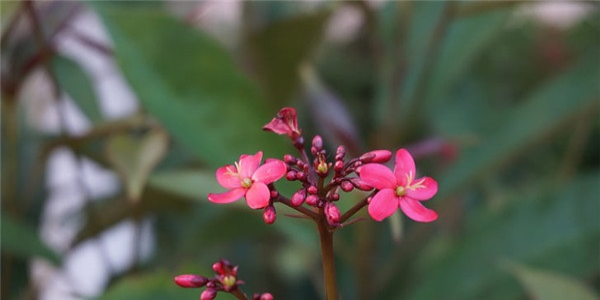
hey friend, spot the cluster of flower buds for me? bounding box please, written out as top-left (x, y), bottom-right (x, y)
top-left (175, 259), bottom-right (272, 300)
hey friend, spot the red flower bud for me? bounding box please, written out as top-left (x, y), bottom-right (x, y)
top-left (286, 170), bottom-right (297, 181)
top-left (200, 288), bottom-right (217, 300)
top-left (283, 154), bottom-right (297, 165)
top-left (340, 180), bottom-right (354, 192)
top-left (291, 189), bottom-right (306, 206)
top-left (174, 274), bottom-right (209, 288)
top-left (307, 185), bottom-right (318, 195)
top-left (334, 160), bottom-right (344, 172)
top-left (350, 178), bottom-right (374, 191)
top-left (263, 205), bottom-right (276, 224)
top-left (306, 195), bottom-right (319, 206)
top-left (335, 146), bottom-right (346, 161)
top-left (260, 293), bottom-right (274, 300)
top-left (312, 135), bottom-right (323, 151)
top-left (325, 202), bottom-right (341, 225)
top-left (359, 150), bottom-right (392, 163)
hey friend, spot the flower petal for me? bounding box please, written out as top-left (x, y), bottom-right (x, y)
top-left (208, 188), bottom-right (246, 204)
top-left (239, 151), bottom-right (262, 178)
top-left (368, 189), bottom-right (399, 221)
top-left (399, 197), bottom-right (438, 222)
top-left (406, 177), bottom-right (438, 200)
top-left (358, 164), bottom-right (397, 190)
top-left (252, 159), bottom-right (287, 184)
top-left (245, 182), bottom-right (270, 209)
top-left (394, 149), bottom-right (416, 186)
top-left (216, 165), bottom-right (242, 189)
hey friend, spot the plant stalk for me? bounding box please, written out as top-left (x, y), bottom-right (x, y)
top-left (317, 218), bottom-right (338, 300)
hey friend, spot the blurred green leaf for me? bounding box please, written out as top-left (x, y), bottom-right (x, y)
top-left (92, 4), bottom-right (285, 168)
top-left (248, 8), bottom-right (331, 106)
top-left (96, 271), bottom-right (201, 300)
top-left (503, 260), bottom-right (599, 300)
top-left (148, 169), bottom-right (219, 202)
top-left (439, 50), bottom-right (600, 198)
top-left (393, 172), bottom-right (600, 300)
top-left (106, 129), bottom-right (168, 202)
top-left (1, 213), bottom-right (61, 265)
top-left (51, 55), bottom-right (103, 124)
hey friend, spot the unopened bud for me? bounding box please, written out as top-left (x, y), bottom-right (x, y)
top-left (212, 259), bottom-right (233, 275)
top-left (329, 193), bottom-right (340, 201)
top-left (263, 205), bottom-right (276, 224)
top-left (201, 288), bottom-right (217, 300)
top-left (350, 178), bottom-right (374, 191)
top-left (360, 150), bottom-right (392, 163)
top-left (340, 180), bottom-right (354, 192)
top-left (291, 189), bottom-right (306, 206)
top-left (174, 274), bottom-right (208, 288)
top-left (283, 154), bottom-right (297, 165)
top-left (260, 293), bottom-right (274, 300)
top-left (312, 135), bottom-right (323, 151)
top-left (296, 171), bottom-right (307, 181)
top-left (325, 202), bottom-right (341, 225)
top-left (306, 195), bottom-right (319, 206)
top-left (286, 171), bottom-right (297, 181)
top-left (335, 146), bottom-right (346, 161)
top-left (307, 185), bottom-right (318, 195)
top-left (334, 160), bottom-right (344, 172)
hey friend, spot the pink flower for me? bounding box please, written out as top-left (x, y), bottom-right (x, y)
top-left (208, 152), bottom-right (287, 209)
top-left (262, 107), bottom-right (302, 139)
top-left (359, 149), bottom-right (438, 222)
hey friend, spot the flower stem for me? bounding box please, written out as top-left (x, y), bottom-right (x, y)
top-left (339, 192), bottom-right (374, 223)
top-left (317, 217), bottom-right (338, 300)
top-left (230, 288), bottom-right (248, 300)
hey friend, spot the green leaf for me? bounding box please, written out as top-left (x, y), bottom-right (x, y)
top-left (439, 50), bottom-right (600, 199)
top-left (248, 8), bottom-right (331, 105)
top-left (96, 271), bottom-right (201, 300)
top-left (51, 55), bottom-right (103, 124)
top-left (148, 169), bottom-right (219, 202)
top-left (503, 260), bottom-right (599, 300)
top-left (1, 213), bottom-right (61, 265)
top-left (92, 4), bottom-right (286, 167)
top-left (106, 129), bottom-right (168, 202)
top-left (390, 172), bottom-right (600, 300)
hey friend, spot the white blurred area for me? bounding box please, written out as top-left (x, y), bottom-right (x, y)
top-left (14, 1), bottom-right (589, 299)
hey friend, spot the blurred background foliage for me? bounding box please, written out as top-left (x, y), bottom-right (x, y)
top-left (1, 1), bottom-right (599, 299)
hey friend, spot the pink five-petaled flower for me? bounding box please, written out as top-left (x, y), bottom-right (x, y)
top-left (208, 151), bottom-right (286, 209)
top-left (359, 148), bottom-right (438, 222)
top-left (262, 107), bottom-right (302, 139)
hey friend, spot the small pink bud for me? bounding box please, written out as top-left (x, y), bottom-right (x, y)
top-left (306, 195), bottom-right (319, 206)
top-left (296, 171), bottom-right (307, 181)
top-left (307, 185), bottom-right (318, 195)
top-left (270, 190), bottom-right (279, 198)
top-left (291, 189), bottom-right (306, 206)
top-left (284, 154), bottom-right (297, 165)
top-left (350, 178), bottom-right (374, 191)
top-left (286, 171), bottom-right (297, 181)
top-left (335, 146), bottom-right (345, 161)
top-left (360, 150), bottom-right (392, 163)
top-left (329, 193), bottom-right (340, 201)
top-left (334, 160), bottom-right (344, 172)
top-left (340, 180), bottom-right (354, 192)
top-left (260, 293), bottom-right (274, 300)
top-left (263, 206), bottom-right (276, 224)
top-left (174, 274), bottom-right (208, 288)
top-left (325, 202), bottom-right (341, 225)
top-left (212, 262), bottom-right (225, 275)
top-left (312, 135), bottom-right (323, 151)
top-left (200, 288), bottom-right (217, 300)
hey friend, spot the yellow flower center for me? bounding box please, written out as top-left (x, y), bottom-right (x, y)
top-left (395, 186), bottom-right (406, 197)
top-left (241, 178), bottom-right (252, 188)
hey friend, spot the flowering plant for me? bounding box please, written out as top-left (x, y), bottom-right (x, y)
top-left (175, 107), bottom-right (438, 299)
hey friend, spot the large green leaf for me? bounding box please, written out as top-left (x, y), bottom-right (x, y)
top-left (92, 4), bottom-right (286, 168)
top-left (503, 261), bottom-right (599, 300)
top-left (248, 8), bottom-right (331, 106)
top-left (1, 213), bottom-right (61, 265)
top-left (51, 55), bottom-right (104, 124)
top-left (391, 172), bottom-right (600, 300)
top-left (439, 50), bottom-right (600, 199)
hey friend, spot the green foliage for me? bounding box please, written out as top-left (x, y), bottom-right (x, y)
top-left (1, 213), bottom-right (61, 265)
